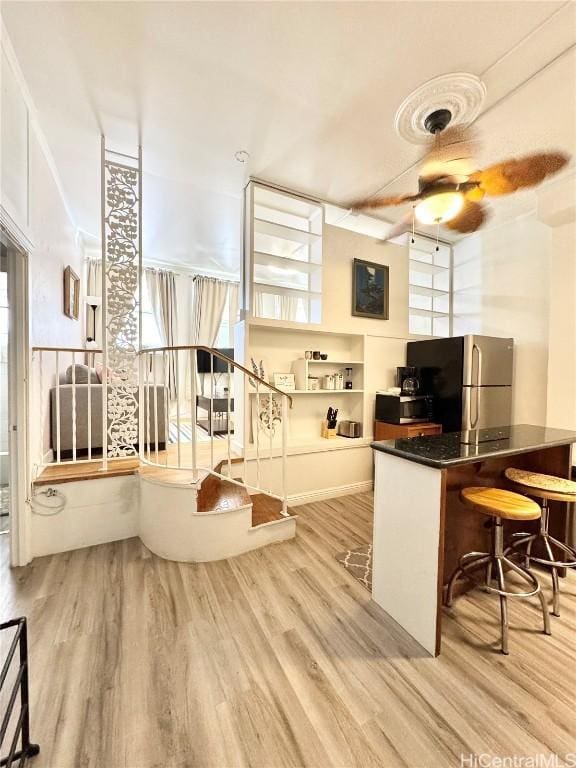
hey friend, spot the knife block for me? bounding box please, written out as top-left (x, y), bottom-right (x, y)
top-left (321, 420), bottom-right (337, 439)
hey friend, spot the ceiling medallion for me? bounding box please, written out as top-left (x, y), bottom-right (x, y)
top-left (394, 73), bottom-right (486, 145)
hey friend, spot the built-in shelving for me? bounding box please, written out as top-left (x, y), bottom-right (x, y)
top-left (235, 322), bottom-right (369, 450)
top-left (409, 234), bottom-right (451, 337)
top-left (245, 182), bottom-right (323, 324)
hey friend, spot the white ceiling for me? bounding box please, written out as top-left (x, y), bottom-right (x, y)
top-left (2, 1), bottom-right (575, 273)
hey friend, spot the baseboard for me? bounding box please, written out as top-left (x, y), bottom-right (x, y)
top-left (288, 480), bottom-right (373, 507)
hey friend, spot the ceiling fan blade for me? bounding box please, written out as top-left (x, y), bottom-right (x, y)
top-left (470, 151), bottom-right (569, 196)
top-left (349, 192), bottom-right (419, 210)
top-left (444, 200), bottom-right (487, 234)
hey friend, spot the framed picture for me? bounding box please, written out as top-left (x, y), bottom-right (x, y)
top-left (352, 258), bottom-right (389, 320)
top-left (273, 373), bottom-right (295, 392)
top-left (63, 266), bottom-right (80, 320)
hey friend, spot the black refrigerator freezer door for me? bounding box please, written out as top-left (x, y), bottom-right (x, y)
top-left (407, 337), bottom-right (464, 432)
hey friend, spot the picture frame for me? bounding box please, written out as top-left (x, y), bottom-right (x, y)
top-left (273, 373), bottom-right (296, 392)
top-left (63, 266), bottom-right (80, 320)
top-left (352, 258), bottom-right (389, 320)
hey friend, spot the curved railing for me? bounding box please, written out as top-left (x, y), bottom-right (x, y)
top-left (30, 344), bottom-right (292, 515)
top-left (138, 345), bottom-right (292, 515)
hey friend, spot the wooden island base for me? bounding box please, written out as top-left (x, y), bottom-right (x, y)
top-left (371, 427), bottom-right (575, 656)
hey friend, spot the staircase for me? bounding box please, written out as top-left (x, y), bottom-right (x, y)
top-left (198, 459), bottom-right (295, 528)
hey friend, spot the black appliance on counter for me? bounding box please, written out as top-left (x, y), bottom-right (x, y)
top-left (375, 393), bottom-right (432, 425)
top-left (407, 335), bottom-right (513, 434)
top-left (396, 366), bottom-right (421, 395)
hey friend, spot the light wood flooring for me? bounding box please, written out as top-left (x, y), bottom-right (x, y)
top-left (1, 493), bottom-right (575, 768)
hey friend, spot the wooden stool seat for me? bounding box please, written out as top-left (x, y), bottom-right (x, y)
top-left (504, 468), bottom-right (576, 502)
top-left (460, 487), bottom-right (541, 521)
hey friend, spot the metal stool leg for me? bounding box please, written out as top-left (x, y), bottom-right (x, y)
top-left (543, 534), bottom-right (561, 617)
top-left (503, 556), bottom-right (551, 636)
top-left (495, 556), bottom-right (509, 655)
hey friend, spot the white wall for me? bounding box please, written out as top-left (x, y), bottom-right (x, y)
top-left (1, 39), bottom-right (85, 467)
top-left (453, 215), bottom-right (552, 424)
top-left (546, 220), bottom-right (576, 431)
top-left (322, 224), bottom-right (410, 425)
top-left (453, 188), bottom-right (576, 437)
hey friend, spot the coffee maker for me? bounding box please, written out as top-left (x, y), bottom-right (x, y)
top-left (396, 366), bottom-right (421, 395)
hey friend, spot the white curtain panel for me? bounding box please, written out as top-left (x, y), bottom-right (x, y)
top-left (191, 276), bottom-right (230, 345)
top-left (145, 268), bottom-right (178, 400)
top-left (185, 275), bottom-right (234, 400)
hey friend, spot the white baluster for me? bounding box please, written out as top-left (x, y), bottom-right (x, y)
top-left (163, 350), bottom-right (169, 466)
top-left (255, 380), bottom-right (260, 489)
top-left (71, 351), bottom-right (77, 463)
top-left (39, 351), bottom-right (45, 465)
top-left (282, 396), bottom-right (288, 516)
top-left (227, 361), bottom-right (232, 478)
top-left (87, 351), bottom-right (92, 461)
top-left (138, 352), bottom-right (145, 463)
top-left (175, 351), bottom-right (181, 468)
top-left (210, 352), bottom-right (214, 471)
top-left (268, 391), bottom-right (273, 493)
top-left (54, 351), bottom-right (60, 464)
top-left (191, 348), bottom-right (198, 481)
top-left (145, 350), bottom-right (151, 462)
top-left (153, 351), bottom-right (159, 463)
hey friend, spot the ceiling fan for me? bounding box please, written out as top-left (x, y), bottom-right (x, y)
top-left (350, 108), bottom-right (569, 241)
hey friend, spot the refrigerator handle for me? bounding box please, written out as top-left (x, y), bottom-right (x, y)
top-left (471, 343), bottom-right (482, 428)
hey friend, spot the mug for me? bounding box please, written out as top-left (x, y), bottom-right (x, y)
top-left (313, 351), bottom-right (321, 360)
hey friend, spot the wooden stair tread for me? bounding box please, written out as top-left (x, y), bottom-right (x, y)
top-left (197, 475), bottom-right (251, 513)
top-left (34, 458), bottom-right (140, 486)
top-left (213, 456), bottom-right (244, 475)
top-left (139, 464), bottom-right (200, 486)
top-left (251, 493), bottom-right (293, 527)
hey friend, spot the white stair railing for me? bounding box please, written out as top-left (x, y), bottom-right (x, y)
top-left (30, 345), bottom-right (292, 516)
top-left (139, 345), bottom-right (292, 515)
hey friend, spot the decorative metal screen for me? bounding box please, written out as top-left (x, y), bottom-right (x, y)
top-left (101, 140), bottom-right (142, 457)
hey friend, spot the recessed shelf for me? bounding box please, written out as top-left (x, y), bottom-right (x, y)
top-left (249, 389), bottom-right (364, 395)
top-left (303, 359), bottom-right (364, 366)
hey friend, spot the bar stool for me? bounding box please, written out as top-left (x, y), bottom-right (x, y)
top-left (504, 468), bottom-right (576, 617)
top-left (446, 486), bottom-right (551, 654)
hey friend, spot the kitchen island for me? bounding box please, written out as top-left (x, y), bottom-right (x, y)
top-left (371, 424), bottom-right (576, 656)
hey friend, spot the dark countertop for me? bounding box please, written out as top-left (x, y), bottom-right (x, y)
top-left (371, 424), bottom-right (576, 468)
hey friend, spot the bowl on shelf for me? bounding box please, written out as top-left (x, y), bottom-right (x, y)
top-left (320, 353), bottom-right (328, 360)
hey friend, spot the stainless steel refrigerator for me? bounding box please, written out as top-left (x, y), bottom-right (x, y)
top-left (407, 335), bottom-right (514, 433)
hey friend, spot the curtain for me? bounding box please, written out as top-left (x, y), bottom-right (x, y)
top-left (185, 276), bottom-right (237, 400)
top-left (145, 268), bottom-right (178, 400)
top-left (191, 275), bottom-right (231, 345)
top-left (254, 289), bottom-right (303, 322)
top-left (86, 258), bottom-right (103, 346)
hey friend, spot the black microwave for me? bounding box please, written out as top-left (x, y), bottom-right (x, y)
top-left (375, 393), bottom-right (431, 425)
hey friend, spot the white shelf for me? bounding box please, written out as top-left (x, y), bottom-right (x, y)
top-left (253, 282), bottom-right (321, 301)
top-left (408, 307), bottom-right (449, 319)
top-left (302, 359), bottom-right (364, 366)
top-left (409, 260), bottom-right (449, 276)
top-left (254, 251), bottom-right (322, 272)
top-left (409, 285), bottom-right (449, 299)
top-left (254, 218), bottom-right (321, 245)
top-left (249, 389), bottom-right (364, 395)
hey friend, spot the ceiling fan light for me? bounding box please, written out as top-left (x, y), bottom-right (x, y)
top-left (414, 192), bottom-right (464, 225)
